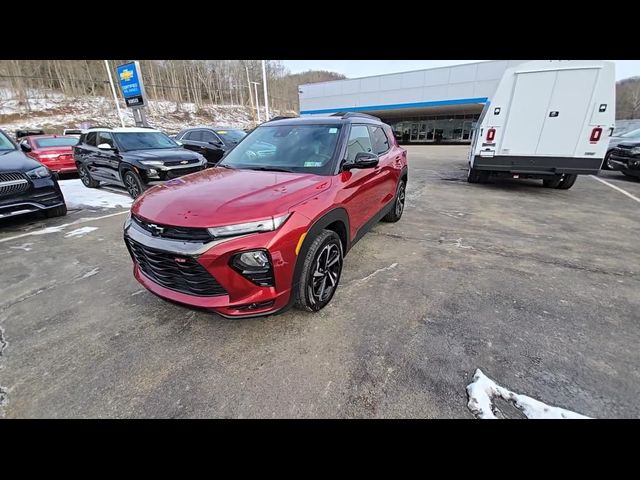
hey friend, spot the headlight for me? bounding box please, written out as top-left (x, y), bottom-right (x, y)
top-left (207, 213), bottom-right (290, 238)
top-left (140, 160), bottom-right (165, 166)
top-left (123, 211), bottom-right (132, 229)
top-left (631, 147), bottom-right (640, 155)
top-left (26, 166), bottom-right (51, 179)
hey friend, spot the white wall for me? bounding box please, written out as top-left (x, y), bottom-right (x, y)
top-left (299, 60), bottom-right (525, 114)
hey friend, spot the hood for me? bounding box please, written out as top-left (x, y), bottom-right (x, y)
top-left (123, 148), bottom-right (202, 162)
top-left (0, 149), bottom-right (44, 172)
top-left (133, 167), bottom-right (331, 228)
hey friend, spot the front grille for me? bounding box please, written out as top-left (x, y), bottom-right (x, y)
top-left (126, 238), bottom-right (227, 297)
top-left (132, 215), bottom-right (212, 242)
top-left (166, 166), bottom-right (203, 179)
top-left (0, 172), bottom-right (29, 197)
top-left (164, 159), bottom-right (199, 167)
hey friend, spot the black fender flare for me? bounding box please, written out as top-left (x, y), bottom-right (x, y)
top-left (290, 207), bottom-right (351, 293)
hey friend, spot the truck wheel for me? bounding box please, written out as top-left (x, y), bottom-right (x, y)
top-left (602, 152), bottom-right (612, 170)
top-left (542, 175), bottom-right (563, 188)
top-left (467, 166), bottom-right (488, 183)
top-left (294, 230), bottom-right (343, 313)
top-left (557, 174), bottom-right (578, 189)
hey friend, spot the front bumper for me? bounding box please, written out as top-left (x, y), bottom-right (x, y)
top-left (607, 153), bottom-right (640, 173)
top-left (123, 212), bottom-right (309, 317)
top-left (0, 177), bottom-right (65, 219)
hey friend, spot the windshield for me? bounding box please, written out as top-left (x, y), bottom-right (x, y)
top-left (220, 124), bottom-right (341, 175)
top-left (0, 131), bottom-right (16, 151)
top-left (113, 132), bottom-right (178, 151)
top-left (620, 127), bottom-right (640, 138)
top-left (215, 129), bottom-right (246, 144)
top-left (34, 137), bottom-right (79, 148)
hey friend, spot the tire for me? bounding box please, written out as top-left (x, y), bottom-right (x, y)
top-left (382, 179), bottom-right (406, 222)
top-left (44, 204), bottom-right (67, 218)
top-left (543, 174), bottom-right (577, 189)
top-left (78, 164), bottom-right (100, 188)
top-left (542, 175), bottom-right (563, 188)
top-left (467, 165), bottom-right (489, 183)
top-left (294, 229), bottom-right (343, 313)
top-left (602, 151), bottom-right (612, 170)
top-left (123, 170), bottom-right (146, 199)
top-left (557, 173), bottom-right (578, 190)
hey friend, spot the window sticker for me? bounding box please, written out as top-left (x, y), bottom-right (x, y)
top-left (304, 161), bottom-right (323, 167)
top-left (329, 128), bottom-right (338, 134)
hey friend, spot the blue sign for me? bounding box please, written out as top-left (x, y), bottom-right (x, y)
top-left (116, 61), bottom-right (145, 107)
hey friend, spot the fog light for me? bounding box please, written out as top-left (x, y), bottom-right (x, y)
top-left (231, 249), bottom-right (274, 287)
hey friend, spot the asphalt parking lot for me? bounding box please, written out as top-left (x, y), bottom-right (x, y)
top-left (1, 145), bottom-right (639, 418)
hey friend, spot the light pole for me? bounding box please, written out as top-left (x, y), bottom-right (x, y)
top-left (250, 81), bottom-right (261, 123)
top-left (104, 60), bottom-right (125, 127)
top-left (261, 60), bottom-right (270, 121)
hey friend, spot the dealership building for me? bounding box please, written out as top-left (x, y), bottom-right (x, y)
top-left (298, 60), bottom-right (525, 144)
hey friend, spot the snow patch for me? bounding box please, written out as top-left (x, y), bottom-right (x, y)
top-left (65, 226), bottom-right (98, 238)
top-left (80, 267), bottom-right (100, 279)
top-left (59, 179), bottom-right (132, 210)
top-left (466, 369), bottom-right (591, 419)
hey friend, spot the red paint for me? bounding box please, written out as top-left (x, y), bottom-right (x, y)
top-left (23, 135), bottom-right (77, 173)
top-left (130, 140), bottom-right (407, 317)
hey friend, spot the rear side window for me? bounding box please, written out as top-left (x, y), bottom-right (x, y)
top-left (346, 125), bottom-right (373, 162)
top-left (188, 130), bottom-right (203, 142)
top-left (85, 132), bottom-right (97, 146)
top-left (201, 131), bottom-right (218, 143)
top-left (368, 126), bottom-right (390, 154)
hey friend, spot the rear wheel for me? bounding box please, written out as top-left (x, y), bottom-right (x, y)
top-left (44, 204), bottom-right (67, 218)
top-left (467, 165), bottom-right (489, 183)
top-left (382, 179), bottom-right (405, 222)
top-left (294, 230), bottom-right (343, 312)
top-left (78, 164), bottom-right (100, 188)
top-left (543, 174), bottom-right (577, 189)
top-left (123, 170), bottom-right (146, 199)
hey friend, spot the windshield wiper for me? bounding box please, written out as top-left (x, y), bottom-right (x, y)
top-left (217, 164), bottom-right (234, 169)
top-left (245, 166), bottom-right (294, 173)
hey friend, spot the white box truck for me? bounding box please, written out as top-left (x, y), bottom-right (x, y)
top-left (468, 60), bottom-right (616, 189)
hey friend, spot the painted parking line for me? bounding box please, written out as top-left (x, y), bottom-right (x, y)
top-left (590, 175), bottom-right (640, 204)
top-left (0, 210), bottom-right (128, 244)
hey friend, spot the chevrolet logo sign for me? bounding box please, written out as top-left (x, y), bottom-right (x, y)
top-left (120, 69), bottom-right (134, 82)
top-left (180, 160), bottom-right (188, 164)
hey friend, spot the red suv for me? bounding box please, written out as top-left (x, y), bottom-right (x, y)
top-left (124, 113), bottom-right (408, 317)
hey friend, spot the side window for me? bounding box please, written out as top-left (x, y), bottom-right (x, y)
top-left (368, 126), bottom-right (390, 155)
top-left (97, 132), bottom-right (114, 148)
top-left (201, 131), bottom-right (218, 144)
top-left (346, 125), bottom-right (373, 162)
top-left (85, 132), bottom-right (97, 147)
top-left (190, 130), bottom-right (203, 142)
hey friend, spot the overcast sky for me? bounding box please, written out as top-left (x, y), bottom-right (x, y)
top-left (281, 60), bottom-right (640, 81)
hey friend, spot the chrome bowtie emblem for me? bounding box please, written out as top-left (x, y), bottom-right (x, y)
top-left (147, 223), bottom-right (164, 236)
top-left (180, 160), bottom-right (189, 164)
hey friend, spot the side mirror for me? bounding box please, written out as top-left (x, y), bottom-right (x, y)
top-left (343, 151), bottom-right (379, 170)
top-left (20, 143), bottom-right (32, 152)
top-left (97, 143), bottom-right (115, 150)
top-left (175, 140), bottom-right (183, 146)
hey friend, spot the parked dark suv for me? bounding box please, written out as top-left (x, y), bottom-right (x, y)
top-left (607, 141), bottom-right (640, 179)
top-left (0, 129), bottom-right (67, 220)
top-left (74, 127), bottom-right (208, 198)
top-left (175, 127), bottom-right (246, 165)
top-left (124, 113), bottom-right (408, 318)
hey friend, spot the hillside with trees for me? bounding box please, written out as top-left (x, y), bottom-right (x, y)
top-left (616, 77), bottom-right (640, 120)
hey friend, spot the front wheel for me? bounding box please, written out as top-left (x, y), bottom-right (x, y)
top-left (382, 179), bottom-right (406, 222)
top-left (123, 170), bottom-right (146, 199)
top-left (294, 230), bottom-right (343, 312)
top-left (602, 151), bottom-right (612, 170)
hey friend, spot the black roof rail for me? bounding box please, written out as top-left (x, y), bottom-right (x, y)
top-left (265, 115), bottom-right (297, 122)
top-left (330, 112), bottom-right (380, 121)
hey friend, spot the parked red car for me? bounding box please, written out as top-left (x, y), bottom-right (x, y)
top-left (19, 135), bottom-right (79, 174)
top-left (124, 113), bottom-right (408, 318)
